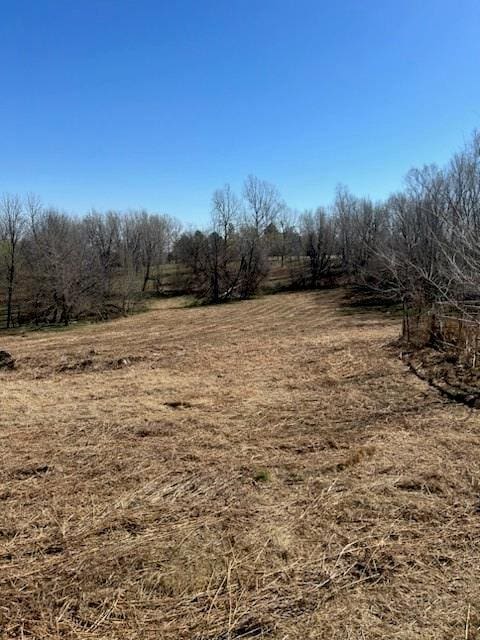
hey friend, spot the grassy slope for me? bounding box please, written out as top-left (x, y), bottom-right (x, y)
top-left (1, 290), bottom-right (479, 639)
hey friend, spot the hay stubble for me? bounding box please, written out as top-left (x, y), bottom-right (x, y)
top-left (1, 291), bottom-right (480, 638)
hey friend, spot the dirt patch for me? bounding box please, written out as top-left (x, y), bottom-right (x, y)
top-left (13, 464), bottom-right (51, 480)
top-left (56, 353), bottom-right (143, 374)
top-left (163, 400), bottom-right (193, 409)
top-left (0, 350), bottom-right (15, 369)
top-left (12, 351), bottom-right (145, 377)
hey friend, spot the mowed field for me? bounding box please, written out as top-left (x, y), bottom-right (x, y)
top-left (1, 290), bottom-right (480, 639)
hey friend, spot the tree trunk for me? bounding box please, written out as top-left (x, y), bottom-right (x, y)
top-left (142, 263), bottom-right (151, 292)
top-left (5, 251), bottom-right (15, 329)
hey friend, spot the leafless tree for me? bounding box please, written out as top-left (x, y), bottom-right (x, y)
top-left (212, 184), bottom-right (240, 243)
top-left (300, 208), bottom-right (336, 287)
top-left (0, 194), bottom-right (26, 328)
top-left (243, 175), bottom-right (283, 235)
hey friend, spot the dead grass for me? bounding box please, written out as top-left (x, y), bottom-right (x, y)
top-left (1, 290), bottom-right (480, 638)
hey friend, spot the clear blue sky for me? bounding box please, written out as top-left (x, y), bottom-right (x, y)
top-left (1, 0), bottom-right (479, 225)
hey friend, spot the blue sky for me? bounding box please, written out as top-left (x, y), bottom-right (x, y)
top-left (0, 0), bottom-right (479, 225)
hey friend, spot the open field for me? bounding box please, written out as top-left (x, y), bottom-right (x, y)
top-left (1, 290), bottom-right (480, 639)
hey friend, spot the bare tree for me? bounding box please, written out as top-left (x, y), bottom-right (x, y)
top-left (83, 210), bottom-right (120, 305)
top-left (243, 175), bottom-right (283, 235)
top-left (212, 184), bottom-right (241, 243)
top-left (0, 195), bottom-right (25, 328)
top-left (300, 208), bottom-right (336, 287)
top-left (136, 212), bottom-right (172, 292)
top-left (276, 207), bottom-right (298, 267)
top-left (333, 184), bottom-right (357, 275)
top-left (238, 176), bottom-right (284, 297)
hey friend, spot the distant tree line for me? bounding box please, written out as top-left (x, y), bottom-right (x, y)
top-left (0, 200), bottom-right (179, 327)
top-left (176, 132), bottom-right (480, 320)
top-left (1, 130), bottom-right (479, 330)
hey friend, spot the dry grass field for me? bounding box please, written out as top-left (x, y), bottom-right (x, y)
top-left (1, 290), bottom-right (480, 639)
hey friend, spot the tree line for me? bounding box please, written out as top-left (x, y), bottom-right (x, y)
top-left (0, 199), bottom-right (179, 327)
top-left (1, 130), bottom-right (479, 330)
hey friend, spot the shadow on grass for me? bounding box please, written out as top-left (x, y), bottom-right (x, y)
top-left (339, 286), bottom-right (403, 317)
